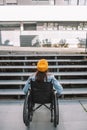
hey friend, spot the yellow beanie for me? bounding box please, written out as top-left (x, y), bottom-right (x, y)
top-left (37, 59), bottom-right (48, 72)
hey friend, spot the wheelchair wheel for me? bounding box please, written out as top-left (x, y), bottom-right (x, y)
top-left (23, 93), bottom-right (33, 127)
top-left (53, 94), bottom-right (59, 127)
top-left (23, 93), bottom-right (29, 126)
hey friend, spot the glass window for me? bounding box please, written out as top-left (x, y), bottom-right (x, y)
top-left (79, 0), bottom-right (85, 5)
top-left (64, 0), bottom-right (69, 5)
top-left (24, 23), bottom-right (36, 30)
top-left (70, 0), bottom-right (87, 5)
top-left (47, 23), bottom-right (54, 30)
top-left (0, 0), bottom-right (4, 5)
top-left (54, 23), bottom-right (58, 30)
top-left (70, 0), bottom-right (78, 5)
top-left (85, 0), bottom-right (87, 5)
top-left (0, 23), bottom-right (20, 30)
top-left (5, 0), bottom-right (17, 4)
top-left (43, 23), bottom-right (48, 30)
top-left (83, 23), bottom-right (87, 30)
top-left (32, 0), bottom-right (49, 1)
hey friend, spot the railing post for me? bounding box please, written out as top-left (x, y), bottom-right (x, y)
top-left (85, 32), bottom-right (87, 53)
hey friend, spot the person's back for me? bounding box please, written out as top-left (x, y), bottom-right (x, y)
top-left (23, 59), bottom-right (63, 96)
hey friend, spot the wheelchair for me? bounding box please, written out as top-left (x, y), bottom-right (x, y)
top-left (23, 80), bottom-right (59, 127)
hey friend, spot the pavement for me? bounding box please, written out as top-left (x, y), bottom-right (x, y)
top-left (0, 46), bottom-right (86, 54)
top-left (0, 99), bottom-right (87, 130)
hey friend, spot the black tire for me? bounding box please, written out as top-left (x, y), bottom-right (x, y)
top-left (23, 93), bottom-right (29, 126)
top-left (53, 95), bottom-right (59, 127)
top-left (23, 93), bottom-right (33, 127)
top-left (56, 100), bottom-right (59, 125)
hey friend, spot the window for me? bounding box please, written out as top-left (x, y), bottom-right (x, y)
top-left (64, 0), bottom-right (69, 5)
top-left (79, 0), bottom-right (86, 5)
top-left (70, 0), bottom-right (78, 5)
top-left (43, 23), bottom-right (48, 30)
top-left (83, 23), bottom-right (87, 30)
top-left (0, 24), bottom-right (20, 30)
top-left (32, 0), bottom-right (49, 1)
top-left (24, 23), bottom-right (36, 31)
top-left (5, 0), bottom-right (17, 5)
top-left (0, 0), bottom-right (4, 5)
top-left (70, 0), bottom-right (87, 5)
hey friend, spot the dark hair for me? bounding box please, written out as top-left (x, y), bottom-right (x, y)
top-left (35, 71), bottom-right (47, 82)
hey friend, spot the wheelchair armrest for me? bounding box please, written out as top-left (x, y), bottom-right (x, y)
top-left (54, 90), bottom-right (62, 99)
top-left (56, 93), bottom-right (61, 98)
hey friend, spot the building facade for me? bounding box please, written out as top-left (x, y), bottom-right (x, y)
top-left (0, 0), bottom-right (87, 5)
top-left (0, 20), bottom-right (87, 48)
top-left (0, 3), bottom-right (87, 49)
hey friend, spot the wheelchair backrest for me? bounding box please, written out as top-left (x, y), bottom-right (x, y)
top-left (30, 80), bottom-right (53, 104)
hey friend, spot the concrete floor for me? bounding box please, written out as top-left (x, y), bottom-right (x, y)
top-left (0, 99), bottom-right (87, 130)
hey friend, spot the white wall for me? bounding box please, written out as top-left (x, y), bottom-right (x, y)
top-left (1, 31), bottom-right (20, 46)
top-left (0, 6), bottom-right (87, 21)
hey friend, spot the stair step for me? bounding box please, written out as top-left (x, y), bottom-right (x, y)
top-left (0, 88), bottom-right (87, 96)
top-left (0, 65), bottom-right (87, 69)
top-left (0, 79), bottom-right (87, 85)
top-left (0, 59), bottom-right (86, 62)
top-left (0, 72), bottom-right (87, 76)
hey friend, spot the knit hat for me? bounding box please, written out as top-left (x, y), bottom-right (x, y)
top-left (37, 59), bottom-right (48, 72)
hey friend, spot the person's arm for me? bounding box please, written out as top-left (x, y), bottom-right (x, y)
top-left (23, 77), bottom-right (31, 94)
top-left (52, 75), bottom-right (63, 95)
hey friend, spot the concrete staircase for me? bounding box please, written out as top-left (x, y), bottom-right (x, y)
top-left (0, 53), bottom-right (87, 98)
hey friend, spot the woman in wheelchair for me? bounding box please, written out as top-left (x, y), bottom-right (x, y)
top-left (23, 59), bottom-right (63, 95)
top-left (23, 59), bottom-right (63, 127)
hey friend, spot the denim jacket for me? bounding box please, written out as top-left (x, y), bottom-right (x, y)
top-left (23, 73), bottom-right (63, 95)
